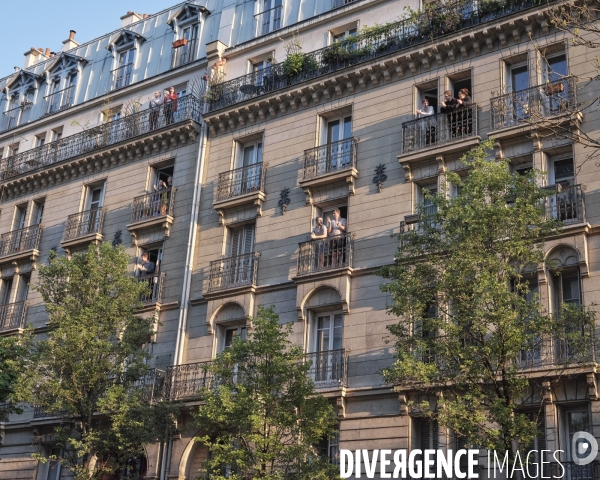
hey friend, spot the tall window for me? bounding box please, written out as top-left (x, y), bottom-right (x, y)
top-left (224, 326), bottom-right (247, 350)
top-left (311, 313), bottom-right (343, 385)
top-left (258, 0), bottom-right (283, 36)
top-left (565, 409), bottom-right (592, 462)
top-left (252, 59), bottom-right (272, 87)
top-left (234, 141), bottom-right (263, 195)
top-left (180, 24), bottom-right (199, 65)
top-left (79, 184), bottom-right (105, 237)
top-left (45, 448), bottom-right (62, 480)
top-left (230, 224), bottom-right (255, 258)
top-left (114, 49), bottom-right (135, 89)
top-left (316, 115), bottom-right (353, 175)
top-left (332, 27), bottom-right (357, 43)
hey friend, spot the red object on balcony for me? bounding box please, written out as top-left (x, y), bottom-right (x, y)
top-left (172, 38), bottom-right (188, 48)
top-left (546, 83), bottom-right (565, 95)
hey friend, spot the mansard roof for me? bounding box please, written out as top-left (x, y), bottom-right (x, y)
top-left (167, 3), bottom-right (210, 27)
top-left (106, 30), bottom-right (147, 52)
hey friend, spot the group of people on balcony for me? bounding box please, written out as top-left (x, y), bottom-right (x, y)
top-left (310, 210), bottom-right (347, 270)
top-left (415, 88), bottom-right (473, 146)
top-left (148, 87), bottom-right (178, 130)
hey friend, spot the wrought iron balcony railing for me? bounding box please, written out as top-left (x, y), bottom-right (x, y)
top-left (402, 105), bottom-right (479, 153)
top-left (172, 38), bottom-right (198, 68)
top-left (216, 164), bottom-right (265, 201)
top-left (0, 301), bottom-right (27, 332)
top-left (207, 0), bottom-right (542, 112)
top-left (297, 232), bottom-right (353, 276)
top-left (544, 184), bottom-right (585, 225)
top-left (332, 0), bottom-right (357, 7)
top-left (1, 103), bottom-right (33, 132)
top-left (255, 5), bottom-right (283, 36)
top-left (62, 208), bottom-right (106, 241)
top-left (0, 95), bottom-right (203, 182)
top-left (43, 86), bottom-right (75, 116)
top-left (208, 252), bottom-right (259, 292)
top-left (490, 77), bottom-right (577, 130)
top-left (305, 349), bottom-right (347, 388)
top-left (0, 224), bottom-right (42, 258)
top-left (163, 361), bottom-right (213, 400)
top-left (111, 63), bottom-right (134, 91)
top-left (303, 138), bottom-right (358, 180)
top-left (130, 187), bottom-right (176, 223)
top-left (132, 368), bottom-right (166, 403)
top-left (139, 271), bottom-right (166, 304)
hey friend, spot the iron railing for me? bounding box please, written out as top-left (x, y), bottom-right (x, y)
top-left (305, 349), bottom-right (347, 388)
top-left (139, 271), bottom-right (166, 304)
top-left (303, 138), bottom-right (358, 180)
top-left (0, 301), bottom-right (27, 332)
top-left (43, 86), bottom-right (75, 116)
top-left (1, 103), bottom-right (32, 132)
top-left (402, 105), bottom-right (479, 153)
top-left (255, 5), bottom-right (283, 36)
top-left (297, 232), bottom-right (353, 276)
top-left (163, 361), bottom-right (213, 400)
top-left (0, 224), bottom-right (42, 258)
top-left (216, 164), bottom-right (265, 201)
top-left (208, 252), bottom-right (259, 292)
top-left (130, 187), bottom-right (176, 223)
top-left (544, 184), bottom-right (585, 225)
top-left (132, 368), bottom-right (166, 403)
top-left (207, 0), bottom-right (543, 112)
top-left (172, 38), bottom-right (198, 68)
top-left (62, 208), bottom-right (106, 241)
top-left (490, 77), bottom-right (578, 130)
top-left (111, 63), bottom-right (134, 90)
top-left (333, 0), bottom-right (357, 7)
top-left (0, 95), bottom-right (203, 182)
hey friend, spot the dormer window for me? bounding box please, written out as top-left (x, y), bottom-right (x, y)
top-left (113, 49), bottom-right (135, 90)
top-left (107, 30), bottom-right (145, 91)
top-left (0, 70), bottom-right (39, 132)
top-left (42, 53), bottom-right (85, 116)
top-left (172, 23), bottom-right (199, 68)
top-left (256, 0), bottom-right (283, 36)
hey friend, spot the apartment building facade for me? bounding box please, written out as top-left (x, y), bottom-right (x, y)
top-left (0, 0), bottom-right (598, 478)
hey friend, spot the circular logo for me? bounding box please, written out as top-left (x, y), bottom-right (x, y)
top-left (572, 432), bottom-right (598, 466)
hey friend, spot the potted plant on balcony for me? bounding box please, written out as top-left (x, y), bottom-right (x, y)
top-left (281, 32), bottom-right (319, 82)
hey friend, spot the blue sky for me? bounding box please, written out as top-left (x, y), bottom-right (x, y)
top-left (0, 0), bottom-right (180, 78)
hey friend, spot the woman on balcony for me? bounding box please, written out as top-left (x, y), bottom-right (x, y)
top-left (163, 87), bottom-right (178, 125)
top-left (456, 88), bottom-right (473, 136)
top-left (416, 98), bottom-right (436, 147)
top-left (148, 91), bottom-right (163, 130)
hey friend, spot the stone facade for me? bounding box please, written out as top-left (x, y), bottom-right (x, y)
top-left (0, 0), bottom-right (599, 479)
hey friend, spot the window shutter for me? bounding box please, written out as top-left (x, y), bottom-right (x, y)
top-left (420, 418), bottom-right (430, 451)
top-left (242, 224), bottom-right (255, 254)
top-left (230, 227), bottom-right (241, 257)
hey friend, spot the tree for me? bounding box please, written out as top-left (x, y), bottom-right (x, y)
top-left (0, 333), bottom-right (31, 421)
top-left (379, 140), bottom-right (597, 456)
top-left (16, 243), bottom-right (176, 480)
top-left (195, 306), bottom-right (340, 480)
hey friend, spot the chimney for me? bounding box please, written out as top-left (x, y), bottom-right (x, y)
top-left (23, 47), bottom-right (50, 68)
top-left (120, 11), bottom-right (143, 28)
top-left (143, 14), bottom-right (149, 19)
top-left (61, 29), bottom-right (79, 52)
top-left (45, 48), bottom-right (51, 57)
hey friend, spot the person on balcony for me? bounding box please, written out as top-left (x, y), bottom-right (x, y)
top-left (456, 88), bottom-right (473, 136)
top-left (163, 87), bottom-right (178, 125)
top-left (327, 210), bottom-right (347, 268)
top-left (138, 253), bottom-right (156, 276)
top-left (148, 91), bottom-right (163, 130)
top-left (311, 217), bottom-right (328, 270)
top-left (440, 90), bottom-right (459, 138)
top-left (153, 180), bottom-right (168, 216)
top-left (416, 98), bottom-right (436, 147)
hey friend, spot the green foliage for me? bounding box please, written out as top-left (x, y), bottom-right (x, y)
top-left (379, 140), bottom-right (597, 455)
top-left (0, 332), bottom-right (31, 421)
top-left (16, 243), bottom-right (176, 480)
top-left (195, 306), bottom-right (340, 480)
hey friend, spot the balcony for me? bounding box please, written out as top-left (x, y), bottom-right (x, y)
top-left (206, 0), bottom-right (541, 113)
top-left (544, 184), bottom-right (585, 226)
top-left (139, 272), bottom-right (166, 305)
top-left (306, 349), bottom-right (347, 389)
top-left (0, 95), bottom-right (203, 184)
top-left (132, 368), bottom-right (166, 403)
top-left (401, 105), bottom-right (479, 155)
top-left (127, 188), bottom-right (176, 241)
top-left (0, 224), bottom-right (42, 264)
top-left (162, 361), bottom-right (213, 401)
top-left (207, 252), bottom-right (259, 293)
top-left (490, 77), bottom-right (578, 134)
top-left (213, 164), bottom-right (266, 220)
top-left (255, 5), bottom-right (283, 36)
top-left (111, 63), bottom-right (133, 91)
top-left (297, 233), bottom-right (353, 277)
top-left (43, 86), bottom-right (75, 116)
top-left (1, 103), bottom-right (33, 132)
top-left (61, 208), bottom-right (106, 251)
top-left (0, 302), bottom-right (27, 334)
top-left (171, 38), bottom-right (198, 68)
top-left (332, 0), bottom-right (357, 7)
